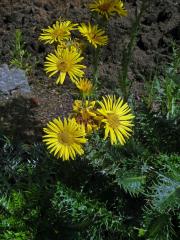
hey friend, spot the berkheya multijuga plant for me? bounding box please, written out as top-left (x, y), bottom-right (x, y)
top-left (38, 5), bottom-right (135, 238)
top-left (119, 0), bottom-right (150, 101)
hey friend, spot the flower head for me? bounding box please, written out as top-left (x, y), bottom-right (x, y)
top-left (75, 78), bottom-right (94, 96)
top-left (78, 23), bottom-right (108, 48)
top-left (73, 100), bottom-right (98, 133)
top-left (44, 47), bottom-right (86, 84)
top-left (43, 117), bottom-right (87, 160)
top-left (97, 95), bottom-right (134, 145)
top-left (89, 0), bottom-right (127, 19)
top-left (39, 20), bottom-right (78, 44)
top-left (89, 0), bottom-right (115, 19)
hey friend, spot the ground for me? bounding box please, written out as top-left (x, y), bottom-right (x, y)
top-left (0, 0), bottom-right (179, 142)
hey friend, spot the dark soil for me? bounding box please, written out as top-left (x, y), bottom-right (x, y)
top-left (0, 0), bottom-right (179, 141)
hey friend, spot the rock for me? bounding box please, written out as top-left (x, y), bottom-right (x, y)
top-left (0, 64), bottom-right (31, 96)
top-left (0, 64), bottom-right (10, 94)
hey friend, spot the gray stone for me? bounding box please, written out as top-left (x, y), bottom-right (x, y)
top-left (0, 64), bottom-right (31, 96)
top-left (0, 64), bottom-right (10, 94)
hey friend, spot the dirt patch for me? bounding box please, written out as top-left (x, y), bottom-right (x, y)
top-left (0, 0), bottom-right (179, 140)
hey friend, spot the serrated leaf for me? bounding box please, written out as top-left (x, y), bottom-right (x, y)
top-left (115, 171), bottom-right (146, 196)
top-left (147, 214), bottom-right (175, 240)
top-left (152, 174), bottom-right (180, 212)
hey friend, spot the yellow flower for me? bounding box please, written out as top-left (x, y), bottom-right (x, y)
top-left (73, 100), bottom-right (98, 133)
top-left (97, 95), bottom-right (134, 145)
top-left (89, 0), bottom-right (127, 19)
top-left (43, 117), bottom-right (87, 160)
top-left (39, 20), bottom-right (78, 44)
top-left (75, 78), bottom-right (94, 96)
top-left (113, 0), bottom-right (127, 16)
top-left (89, 0), bottom-right (115, 19)
top-left (44, 47), bottom-right (86, 84)
top-left (78, 23), bottom-right (108, 48)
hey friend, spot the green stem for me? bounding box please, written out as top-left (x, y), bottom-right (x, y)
top-left (120, 0), bottom-right (149, 101)
top-left (82, 93), bottom-right (87, 108)
top-left (92, 47), bottom-right (100, 86)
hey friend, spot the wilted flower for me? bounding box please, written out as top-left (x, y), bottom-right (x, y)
top-left (73, 100), bottom-right (99, 133)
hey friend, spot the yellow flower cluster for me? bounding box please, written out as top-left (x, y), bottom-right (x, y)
top-left (43, 95), bottom-right (134, 160)
top-left (39, 20), bottom-right (108, 85)
top-left (40, 0), bottom-right (132, 161)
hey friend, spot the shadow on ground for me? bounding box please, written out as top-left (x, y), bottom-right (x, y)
top-left (0, 96), bottom-right (42, 143)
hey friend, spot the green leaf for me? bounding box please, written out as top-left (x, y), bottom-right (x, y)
top-left (52, 182), bottom-right (124, 239)
top-left (147, 213), bottom-right (175, 240)
top-left (115, 170), bottom-right (146, 196)
top-left (152, 174), bottom-right (180, 212)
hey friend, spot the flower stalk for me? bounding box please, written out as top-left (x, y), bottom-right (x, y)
top-left (92, 47), bottom-right (100, 85)
top-left (119, 0), bottom-right (149, 101)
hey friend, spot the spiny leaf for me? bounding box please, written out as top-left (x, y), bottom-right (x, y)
top-left (52, 182), bottom-right (124, 239)
top-left (115, 170), bottom-right (146, 196)
top-left (146, 213), bottom-right (175, 240)
top-left (152, 174), bottom-right (180, 212)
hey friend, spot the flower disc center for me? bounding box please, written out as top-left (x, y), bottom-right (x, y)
top-left (99, 2), bottom-right (112, 11)
top-left (106, 112), bottom-right (119, 128)
top-left (59, 131), bottom-right (74, 145)
top-left (57, 61), bottom-right (68, 71)
top-left (52, 29), bottom-right (65, 38)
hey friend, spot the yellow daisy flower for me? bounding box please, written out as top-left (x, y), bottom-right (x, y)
top-left (89, 0), bottom-right (115, 19)
top-left (78, 23), bottom-right (108, 48)
top-left (73, 100), bottom-right (98, 133)
top-left (43, 117), bottom-right (87, 161)
top-left (97, 95), bottom-right (134, 145)
top-left (75, 78), bottom-right (94, 96)
top-left (89, 0), bottom-right (127, 19)
top-left (39, 20), bottom-right (78, 44)
top-left (113, 0), bottom-right (127, 16)
top-left (44, 47), bottom-right (86, 84)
